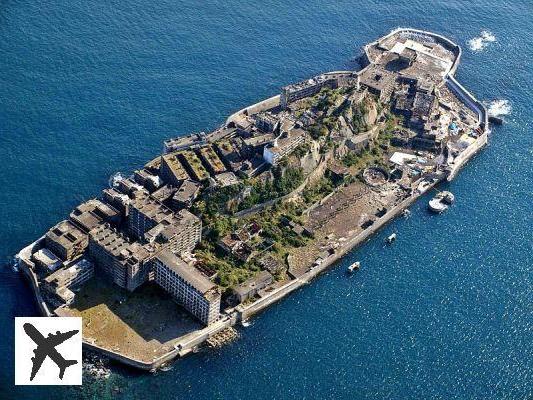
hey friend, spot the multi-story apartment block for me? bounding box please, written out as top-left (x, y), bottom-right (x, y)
top-left (45, 220), bottom-right (88, 262)
top-left (153, 249), bottom-right (220, 326)
top-left (43, 258), bottom-right (94, 305)
top-left (127, 194), bottom-right (174, 241)
top-left (88, 224), bottom-right (154, 291)
top-left (69, 199), bottom-right (121, 233)
top-left (144, 208), bottom-right (202, 255)
top-left (263, 128), bottom-right (307, 165)
top-left (280, 74), bottom-right (337, 109)
top-left (159, 152), bottom-right (190, 187)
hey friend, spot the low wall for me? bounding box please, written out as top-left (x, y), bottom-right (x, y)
top-left (238, 279), bottom-right (303, 321)
top-left (17, 238), bottom-right (53, 317)
top-left (174, 317), bottom-right (233, 357)
top-left (237, 179), bottom-right (440, 321)
top-left (447, 132), bottom-right (488, 181)
top-left (444, 75), bottom-right (489, 182)
top-left (226, 95), bottom-right (280, 124)
top-left (234, 156), bottom-right (328, 218)
top-left (446, 76), bottom-right (488, 127)
top-left (82, 341), bottom-right (157, 370)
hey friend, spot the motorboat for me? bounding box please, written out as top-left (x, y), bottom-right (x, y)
top-left (347, 262), bottom-right (360, 273)
top-left (428, 191), bottom-right (454, 213)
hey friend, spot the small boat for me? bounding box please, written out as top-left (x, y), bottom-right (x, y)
top-left (347, 262), bottom-right (360, 273)
top-left (428, 191), bottom-right (454, 213)
top-left (402, 209), bottom-right (411, 218)
top-left (428, 197), bottom-right (448, 213)
top-left (386, 233), bottom-right (397, 244)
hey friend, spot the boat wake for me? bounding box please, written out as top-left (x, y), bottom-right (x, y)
top-left (468, 30), bottom-right (496, 52)
top-left (485, 99), bottom-right (512, 118)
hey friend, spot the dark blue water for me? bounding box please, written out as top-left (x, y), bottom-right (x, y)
top-left (1, 1), bottom-right (531, 399)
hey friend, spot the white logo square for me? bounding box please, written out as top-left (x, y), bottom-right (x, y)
top-left (15, 317), bottom-right (82, 385)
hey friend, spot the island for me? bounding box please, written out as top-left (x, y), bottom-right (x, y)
top-left (16, 28), bottom-right (488, 371)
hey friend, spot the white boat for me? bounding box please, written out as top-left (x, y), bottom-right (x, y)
top-left (428, 197), bottom-right (448, 213)
top-left (386, 233), bottom-right (397, 244)
top-left (347, 262), bottom-right (360, 272)
top-left (402, 209), bottom-right (411, 218)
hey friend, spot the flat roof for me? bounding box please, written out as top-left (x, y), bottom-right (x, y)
top-left (156, 249), bottom-right (215, 294)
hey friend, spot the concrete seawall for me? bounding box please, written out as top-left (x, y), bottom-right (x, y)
top-left (17, 238), bottom-right (53, 318)
top-left (15, 28), bottom-right (489, 371)
top-left (237, 181), bottom-right (438, 321)
top-left (363, 28), bottom-right (462, 76)
top-left (444, 74), bottom-right (489, 181)
top-left (447, 132), bottom-right (488, 181)
top-left (226, 94), bottom-right (280, 124)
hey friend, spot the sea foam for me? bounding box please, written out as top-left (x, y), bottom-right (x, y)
top-left (108, 171), bottom-right (126, 188)
top-left (468, 30), bottom-right (496, 51)
top-left (486, 99), bottom-right (512, 118)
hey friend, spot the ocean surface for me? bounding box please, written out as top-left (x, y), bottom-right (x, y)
top-left (1, 1), bottom-right (531, 399)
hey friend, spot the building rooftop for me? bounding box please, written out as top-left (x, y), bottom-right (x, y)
top-left (358, 66), bottom-right (396, 93)
top-left (412, 91), bottom-right (436, 118)
top-left (214, 172), bottom-right (240, 187)
top-left (282, 74), bottom-right (329, 94)
top-left (46, 220), bottom-right (87, 248)
top-left (172, 180), bottom-right (201, 204)
top-left (44, 258), bottom-right (94, 286)
top-left (266, 128), bottom-right (307, 156)
top-left (233, 270), bottom-right (273, 297)
top-left (243, 133), bottom-right (276, 148)
top-left (33, 248), bottom-right (62, 272)
top-left (150, 185), bottom-right (176, 203)
top-left (129, 193), bottom-right (174, 223)
top-left (198, 146), bottom-right (226, 174)
top-left (156, 249), bottom-right (215, 294)
top-left (164, 132), bottom-right (207, 153)
top-left (161, 152), bottom-right (190, 182)
top-left (206, 126), bottom-right (236, 143)
top-left (180, 151), bottom-right (210, 181)
top-left (144, 208), bottom-right (200, 245)
top-left (89, 224), bottom-right (131, 257)
top-left (70, 199), bottom-right (120, 233)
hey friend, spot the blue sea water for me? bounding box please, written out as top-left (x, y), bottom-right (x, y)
top-left (1, 0), bottom-right (531, 398)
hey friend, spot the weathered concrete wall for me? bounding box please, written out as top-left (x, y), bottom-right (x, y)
top-left (237, 180), bottom-right (440, 322)
top-left (447, 132), bottom-right (488, 181)
top-left (17, 238), bottom-right (53, 317)
top-left (226, 95), bottom-right (280, 124)
top-left (446, 76), bottom-right (488, 127)
top-left (82, 341), bottom-right (156, 370)
top-left (234, 155), bottom-right (329, 218)
top-left (173, 316), bottom-right (233, 357)
top-left (444, 75), bottom-right (489, 181)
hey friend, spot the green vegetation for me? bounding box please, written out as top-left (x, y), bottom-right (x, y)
top-left (342, 151), bottom-right (360, 167)
top-left (301, 176), bottom-right (336, 205)
top-left (308, 123), bottom-right (329, 140)
top-left (293, 142), bottom-right (311, 158)
top-left (238, 166), bottom-right (304, 211)
top-left (195, 242), bottom-right (255, 288)
top-left (351, 101), bottom-right (369, 133)
top-left (316, 88), bottom-right (342, 111)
